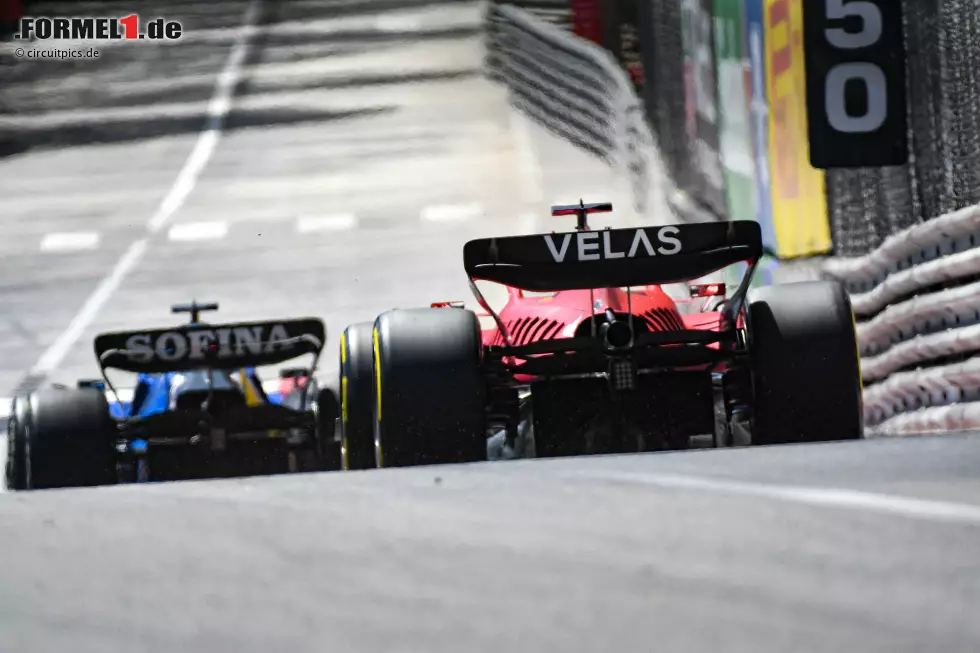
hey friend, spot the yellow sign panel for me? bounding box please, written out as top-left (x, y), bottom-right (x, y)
top-left (765, 0), bottom-right (831, 257)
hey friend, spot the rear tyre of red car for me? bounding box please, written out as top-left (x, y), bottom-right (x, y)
top-left (339, 321), bottom-right (379, 470)
top-left (373, 308), bottom-right (487, 467)
top-left (20, 387), bottom-right (118, 489)
top-left (746, 280), bottom-right (863, 445)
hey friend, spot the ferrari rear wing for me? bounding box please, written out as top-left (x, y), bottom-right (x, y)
top-left (94, 318), bottom-right (326, 374)
top-left (462, 220), bottom-right (762, 292)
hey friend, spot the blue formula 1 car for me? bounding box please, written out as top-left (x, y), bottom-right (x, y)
top-left (5, 302), bottom-right (340, 491)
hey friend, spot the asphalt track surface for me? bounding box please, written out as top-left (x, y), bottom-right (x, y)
top-left (0, 435), bottom-right (977, 651)
top-left (2, 1), bottom-right (979, 651)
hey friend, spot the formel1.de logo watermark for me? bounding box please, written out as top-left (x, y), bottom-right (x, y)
top-left (14, 15), bottom-right (183, 41)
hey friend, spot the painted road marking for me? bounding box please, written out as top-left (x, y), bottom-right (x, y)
top-left (28, 0), bottom-right (261, 377)
top-left (32, 239), bottom-right (149, 374)
top-left (581, 471), bottom-right (980, 525)
top-left (421, 202), bottom-right (483, 222)
top-left (39, 232), bottom-right (101, 253)
top-left (167, 221), bottom-right (229, 242)
top-left (296, 214), bottom-right (358, 233)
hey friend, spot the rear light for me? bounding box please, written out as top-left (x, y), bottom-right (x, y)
top-left (609, 358), bottom-right (636, 391)
top-left (431, 301), bottom-right (465, 309)
top-left (689, 283), bottom-right (726, 298)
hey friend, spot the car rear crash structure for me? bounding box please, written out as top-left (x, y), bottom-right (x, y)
top-left (5, 302), bottom-right (339, 490)
top-left (339, 202), bottom-right (864, 469)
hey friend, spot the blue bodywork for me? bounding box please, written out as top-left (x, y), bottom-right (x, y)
top-left (106, 367), bottom-right (285, 419)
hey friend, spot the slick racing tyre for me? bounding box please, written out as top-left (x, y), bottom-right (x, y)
top-left (339, 321), bottom-right (378, 470)
top-left (747, 280), bottom-right (863, 445)
top-left (22, 387), bottom-right (117, 489)
top-left (5, 395), bottom-right (30, 490)
top-left (373, 308), bottom-right (487, 467)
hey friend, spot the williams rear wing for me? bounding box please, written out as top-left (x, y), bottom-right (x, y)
top-left (94, 318), bottom-right (326, 374)
top-left (463, 221), bottom-right (762, 291)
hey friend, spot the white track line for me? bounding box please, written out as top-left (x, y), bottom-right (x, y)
top-left (39, 232), bottom-right (101, 253)
top-left (581, 471), bottom-right (980, 525)
top-left (29, 0), bottom-right (261, 376)
top-left (421, 202), bottom-right (483, 222)
top-left (296, 214), bottom-right (358, 233)
top-left (32, 239), bottom-right (149, 373)
top-left (168, 221), bottom-right (229, 242)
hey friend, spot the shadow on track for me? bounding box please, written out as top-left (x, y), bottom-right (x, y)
top-left (0, 0), bottom-right (481, 157)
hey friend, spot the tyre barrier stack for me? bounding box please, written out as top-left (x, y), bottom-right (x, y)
top-left (481, 2), bottom-right (980, 436)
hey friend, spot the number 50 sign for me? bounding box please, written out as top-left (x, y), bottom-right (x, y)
top-left (802, 0), bottom-right (908, 168)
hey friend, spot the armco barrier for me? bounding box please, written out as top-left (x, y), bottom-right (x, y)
top-left (821, 205), bottom-right (980, 436)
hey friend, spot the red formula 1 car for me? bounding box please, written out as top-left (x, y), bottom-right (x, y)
top-left (337, 202), bottom-right (863, 469)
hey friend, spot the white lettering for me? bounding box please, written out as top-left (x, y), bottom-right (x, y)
top-left (216, 328), bottom-right (233, 357)
top-left (156, 332), bottom-right (188, 361)
top-left (124, 334), bottom-right (154, 362)
top-left (577, 232), bottom-right (600, 261)
top-left (544, 233), bottom-right (573, 262)
top-left (825, 62), bottom-right (887, 133)
top-left (657, 226), bottom-right (682, 255)
top-left (232, 326), bottom-right (264, 356)
top-left (187, 330), bottom-right (215, 360)
top-left (628, 229), bottom-right (657, 258)
top-left (119, 323), bottom-right (305, 365)
top-left (602, 231), bottom-right (625, 259)
top-left (264, 324), bottom-right (290, 353)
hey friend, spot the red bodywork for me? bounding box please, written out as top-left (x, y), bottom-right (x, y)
top-left (474, 284), bottom-right (741, 382)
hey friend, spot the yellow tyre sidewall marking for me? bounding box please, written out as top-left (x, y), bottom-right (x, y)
top-left (340, 331), bottom-right (350, 470)
top-left (373, 325), bottom-right (384, 467)
top-left (340, 332), bottom-right (348, 423)
top-left (340, 375), bottom-right (349, 470)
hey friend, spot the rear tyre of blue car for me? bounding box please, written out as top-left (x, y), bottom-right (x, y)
top-left (5, 396), bottom-right (30, 490)
top-left (19, 387), bottom-right (118, 489)
top-left (373, 308), bottom-right (487, 467)
top-left (746, 280), bottom-right (864, 445)
top-left (339, 321), bottom-right (379, 470)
